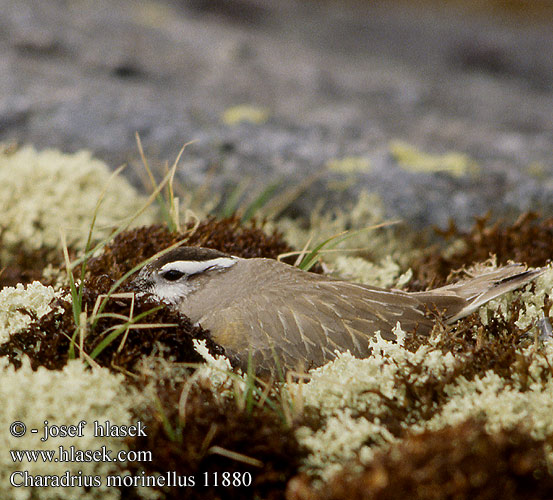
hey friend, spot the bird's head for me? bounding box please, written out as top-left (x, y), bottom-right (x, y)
top-left (131, 246), bottom-right (238, 304)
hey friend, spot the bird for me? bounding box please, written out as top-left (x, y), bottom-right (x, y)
top-left (131, 246), bottom-right (543, 373)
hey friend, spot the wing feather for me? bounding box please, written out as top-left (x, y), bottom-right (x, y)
top-left (179, 258), bottom-right (542, 373)
top-left (198, 273), bottom-right (434, 372)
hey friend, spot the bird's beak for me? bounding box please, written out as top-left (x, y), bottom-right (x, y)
top-left (128, 274), bottom-right (148, 293)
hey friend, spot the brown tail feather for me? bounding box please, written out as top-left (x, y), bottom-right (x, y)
top-left (413, 264), bottom-right (545, 323)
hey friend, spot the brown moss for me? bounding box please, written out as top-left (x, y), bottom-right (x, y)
top-left (0, 246), bottom-right (60, 288)
top-left (122, 382), bottom-right (305, 500)
top-left (410, 212), bottom-right (553, 290)
top-left (85, 224), bottom-right (184, 282)
top-left (406, 295), bottom-right (546, 388)
top-left (86, 216), bottom-right (294, 282)
top-left (0, 216), bottom-right (292, 374)
top-left (189, 216), bottom-right (293, 260)
top-left (0, 274), bottom-right (219, 372)
top-left (287, 421), bottom-right (553, 500)
top-left (336, 297), bottom-right (546, 433)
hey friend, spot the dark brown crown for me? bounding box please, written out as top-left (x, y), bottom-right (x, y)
top-left (150, 246), bottom-right (231, 269)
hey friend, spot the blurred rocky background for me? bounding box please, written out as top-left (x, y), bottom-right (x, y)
top-left (1, 0), bottom-right (552, 229)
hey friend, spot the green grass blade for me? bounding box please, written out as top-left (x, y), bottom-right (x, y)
top-left (70, 149), bottom-right (184, 270)
top-left (298, 230), bottom-right (348, 271)
top-left (298, 220), bottom-right (402, 271)
top-left (220, 180), bottom-right (250, 218)
top-left (135, 133), bottom-right (174, 231)
top-left (62, 165), bottom-right (128, 358)
top-left (61, 231), bottom-right (81, 359)
top-left (245, 350), bottom-right (255, 414)
top-left (241, 180), bottom-right (281, 222)
top-left (89, 305), bottom-right (162, 360)
top-left (269, 343), bottom-right (285, 384)
top-left (91, 237), bottom-right (190, 329)
top-left (153, 395), bottom-right (181, 443)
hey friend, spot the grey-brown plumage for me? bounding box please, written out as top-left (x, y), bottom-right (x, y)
top-left (132, 247), bottom-right (544, 373)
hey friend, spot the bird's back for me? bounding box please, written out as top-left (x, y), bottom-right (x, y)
top-left (192, 259), bottom-right (435, 372)
top-left (189, 258), bottom-right (542, 373)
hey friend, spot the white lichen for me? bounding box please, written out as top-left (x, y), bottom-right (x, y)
top-left (0, 146), bottom-right (154, 262)
top-left (0, 357), bottom-right (137, 500)
top-left (478, 264), bottom-right (553, 333)
top-left (0, 282), bottom-right (63, 345)
top-left (294, 326), bottom-right (459, 478)
top-left (422, 359), bottom-right (553, 442)
top-left (331, 255), bottom-right (413, 289)
top-left (192, 339), bottom-right (245, 393)
top-left (296, 409), bottom-right (396, 482)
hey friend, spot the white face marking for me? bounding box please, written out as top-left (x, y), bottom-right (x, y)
top-left (149, 281), bottom-right (191, 304)
top-left (158, 257), bottom-right (237, 276)
top-left (146, 256), bottom-right (238, 305)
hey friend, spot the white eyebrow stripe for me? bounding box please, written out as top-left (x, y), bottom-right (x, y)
top-left (159, 257), bottom-right (237, 276)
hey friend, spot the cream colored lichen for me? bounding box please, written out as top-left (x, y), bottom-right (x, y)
top-left (0, 146), bottom-right (154, 262)
top-left (276, 191), bottom-right (419, 272)
top-left (192, 338), bottom-right (244, 393)
top-left (300, 326), bottom-right (456, 417)
top-left (331, 255), bottom-right (413, 288)
top-left (296, 409), bottom-right (396, 482)
top-left (293, 327), bottom-right (460, 478)
top-left (0, 281), bottom-right (63, 345)
top-left (422, 347), bottom-right (553, 442)
top-left (0, 357), bottom-right (137, 500)
top-left (515, 266), bottom-right (553, 330)
top-left (478, 264), bottom-right (553, 333)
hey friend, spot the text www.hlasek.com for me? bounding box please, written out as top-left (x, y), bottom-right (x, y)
top-left (9, 419), bottom-right (252, 489)
top-left (10, 446), bottom-right (151, 464)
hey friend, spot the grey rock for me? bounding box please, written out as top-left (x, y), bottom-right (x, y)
top-left (1, 0), bottom-right (552, 229)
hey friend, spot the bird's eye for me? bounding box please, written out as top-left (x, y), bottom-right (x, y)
top-left (161, 269), bottom-right (185, 281)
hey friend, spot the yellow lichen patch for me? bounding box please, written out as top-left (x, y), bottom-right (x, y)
top-left (389, 140), bottom-right (479, 177)
top-left (0, 146), bottom-right (154, 262)
top-left (526, 161), bottom-right (549, 180)
top-left (326, 156), bottom-right (372, 174)
top-left (222, 105), bottom-right (270, 126)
